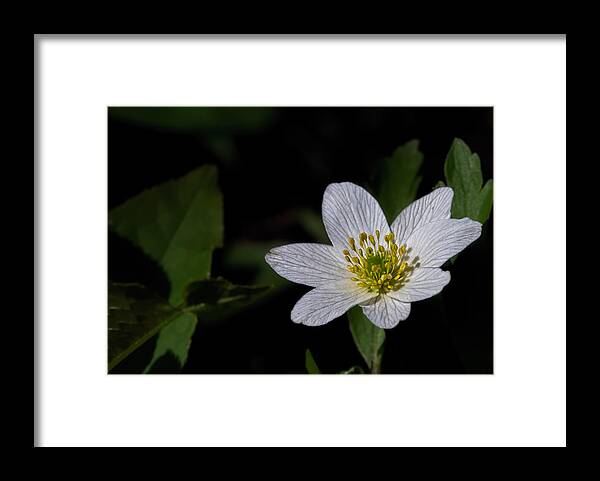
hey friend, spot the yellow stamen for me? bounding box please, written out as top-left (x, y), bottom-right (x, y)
top-left (343, 230), bottom-right (417, 294)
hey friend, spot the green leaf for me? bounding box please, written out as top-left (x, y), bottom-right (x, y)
top-left (478, 179), bottom-right (494, 223)
top-left (108, 282), bottom-right (181, 371)
top-left (183, 277), bottom-right (271, 323)
top-left (109, 165), bottom-right (223, 306)
top-left (132, 277), bottom-right (269, 373)
top-left (305, 349), bottom-right (321, 374)
top-left (444, 138), bottom-right (493, 224)
top-left (109, 165), bottom-right (223, 372)
top-left (373, 139), bottom-right (424, 222)
top-left (185, 278), bottom-right (268, 306)
top-left (144, 312), bottom-right (197, 373)
top-left (348, 306), bottom-right (386, 374)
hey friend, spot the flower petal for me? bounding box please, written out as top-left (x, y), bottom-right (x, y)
top-left (391, 187), bottom-right (454, 244)
top-left (265, 243), bottom-right (349, 287)
top-left (322, 182), bottom-right (390, 250)
top-left (291, 279), bottom-right (376, 326)
top-left (361, 294), bottom-right (411, 329)
top-left (405, 218), bottom-right (482, 268)
top-left (387, 268), bottom-right (450, 303)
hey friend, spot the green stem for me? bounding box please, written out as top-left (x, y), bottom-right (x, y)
top-left (372, 356), bottom-right (382, 374)
top-left (370, 329), bottom-right (385, 374)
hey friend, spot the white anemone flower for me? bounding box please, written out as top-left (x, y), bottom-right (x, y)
top-left (265, 183), bottom-right (482, 329)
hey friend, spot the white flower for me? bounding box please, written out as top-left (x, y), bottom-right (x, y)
top-left (265, 183), bottom-right (482, 329)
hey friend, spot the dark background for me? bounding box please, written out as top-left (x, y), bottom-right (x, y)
top-left (108, 107), bottom-right (493, 374)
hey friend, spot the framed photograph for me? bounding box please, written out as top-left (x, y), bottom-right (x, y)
top-left (35, 35), bottom-right (566, 447)
top-left (107, 106), bottom-right (493, 376)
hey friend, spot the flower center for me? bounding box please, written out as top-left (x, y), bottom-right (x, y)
top-left (343, 230), bottom-right (420, 294)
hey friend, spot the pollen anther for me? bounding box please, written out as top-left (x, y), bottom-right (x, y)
top-left (342, 230), bottom-right (417, 294)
